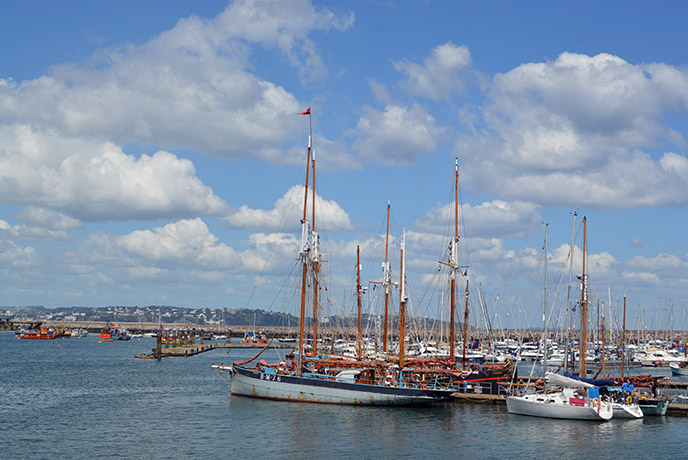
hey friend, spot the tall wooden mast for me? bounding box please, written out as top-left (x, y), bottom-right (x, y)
top-left (383, 201), bottom-right (391, 352)
top-left (399, 229), bottom-right (407, 368)
top-left (297, 108), bottom-right (312, 375)
top-left (449, 158), bottom-right (459, 365)
top-left (357, 245), bottom-right (363, 360)
top-left (579, 216), bottom-right (588, 376)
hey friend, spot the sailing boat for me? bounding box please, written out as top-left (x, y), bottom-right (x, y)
top-left (506, 372), bottom-right (613, 420)
top-left (607, 292), bottom-right (644, 418)
top-left (506, 219), bottom-right (612, 421)
top-left (213, 109), bottom-right (454, 405)
top-left (424, 158), bottom-right (513, 395)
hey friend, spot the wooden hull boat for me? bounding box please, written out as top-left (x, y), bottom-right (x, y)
top-left (221, 363), bottom-right (455, 406)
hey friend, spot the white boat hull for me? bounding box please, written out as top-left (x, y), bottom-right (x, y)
top-left (226, 365), bottom-right (454, 406)
top-left (506, 392), bottom-right (612, 421)
top-left (670, 362), bottom-right (688, 375)
top-left (611, 402), bottom-right (644, 419)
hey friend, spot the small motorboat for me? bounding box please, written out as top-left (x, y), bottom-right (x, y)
top-left (670, 362), bottom-right (688, 376)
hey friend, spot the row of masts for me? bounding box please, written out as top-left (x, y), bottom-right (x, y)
top-left (294, 111), bottom-right (641, 379)
top-left (295, 109), bottom-right (470, 372)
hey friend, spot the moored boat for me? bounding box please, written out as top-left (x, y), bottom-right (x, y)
top-left (70, 328), bottom-right (88, 338)
top-left (506, 372), bottom-right (612, 421)
top-left (213, 109), bottom-right (455, 406)
top-left (611, 398), bottom-right (644, 419)
top-left (670, 362), bottom-right (688, 376)
top-left (637, 396), bottom-right (670, 416)
top-left (218, 354), bottom-right (455, 405)
top-left (99, 323), bottom-right (131, 341)
top-left (507, 390), bottom-right (613, 421)
top-left (18, 327), bottom-right (57, 339)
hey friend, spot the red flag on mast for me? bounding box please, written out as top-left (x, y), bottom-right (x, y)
top-left (298, 107), bottom-right (311, 115)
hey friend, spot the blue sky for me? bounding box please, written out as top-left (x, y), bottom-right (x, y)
top-left (1, 0), bottom-right (688, 332)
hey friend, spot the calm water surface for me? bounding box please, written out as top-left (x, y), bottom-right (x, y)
top-left (2, 331), bottom-right (687, 459)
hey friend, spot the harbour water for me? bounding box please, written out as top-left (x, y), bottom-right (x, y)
top-left (2, 331), bottom-right (687, 459)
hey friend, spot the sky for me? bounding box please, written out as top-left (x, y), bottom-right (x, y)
top-left (1, 0), bottom-right (688, 332)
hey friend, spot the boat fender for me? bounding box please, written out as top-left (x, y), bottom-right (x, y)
top-left (626, 395), bottom-right (633, 405)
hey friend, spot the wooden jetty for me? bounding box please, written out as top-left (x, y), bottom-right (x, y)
top-left (134, 340), bottom-right (292, 359)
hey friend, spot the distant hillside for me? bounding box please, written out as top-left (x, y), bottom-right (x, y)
top-left (1, 305), bottom-right (452, 330)
top-left (1, 305), bottom-right (298, 327)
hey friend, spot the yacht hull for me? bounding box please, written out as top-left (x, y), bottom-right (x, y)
top-left (611, 402), bottom-right (644, 418)
top-left (228, 364), bottom-right (454, 406)
top-left (506, 393), bottom-right (612, 421)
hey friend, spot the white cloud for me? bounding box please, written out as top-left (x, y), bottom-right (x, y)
top-left (0, 207), bottom-right (82, 241)
top-left (17, 206), bottom-right (82, 231)
top-left (625, 253), bottom-right (683, 271)
top-left (622, 271), bottom-right (661, 285)
top-left (117, 218), bottom-right (240, 269)
top-left (217, 0), bottom-right (354, 82)
top-left (415, 199), bottom-right (542, 239)
top-left (0, 124), bottom-right (227, 221)
top-left (352, 104), bottom-right (443, 164)
top-left (0, 219), bottom-right (70, 242)
top-left (395, 42), bottom-right (472, 100)
top-left (461, 52), bottom-right (688, 208)
top-left (223, 184), bottom-right (353, 231)
top-left (0, 239), bottom-right (38, 269)
top-left (0, 1), bottom-right (354, 161)
top-left (50, 219), bottom-right (301, 290)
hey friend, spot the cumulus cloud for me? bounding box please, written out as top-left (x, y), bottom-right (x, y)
top-left (460, 52), bottom-right (688, 208)
top-left (0, 239), bottom-right (39, 269)
top-left (352, 104), bottom-right (443, 164)
top-left (0, 124), bottom-right (227, 221)
top-left (223, 185), bottom-right (353, 232)
top-left (218, 0), bottom-right (354, 82)
top-left (17, 206), bottom-right (82, 231)
top-left (117, 218), bottom-right (240, 268)
top-left (52, 218), bottom-right (303, 290)
top-left (0, 219), bottom-right (70, 242)
top-left (0, 207), bottom-right (83, 241)
top-left (623, 271), bottom-right (660, 285)
top-left (415, 199), bottom-right (542, 239)
top-left (395, 42), bottom-right (472, 101)
top-left (0, 0), bottom-right (353, 161)
top-left (621, 252), bottom-right (688, 290)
